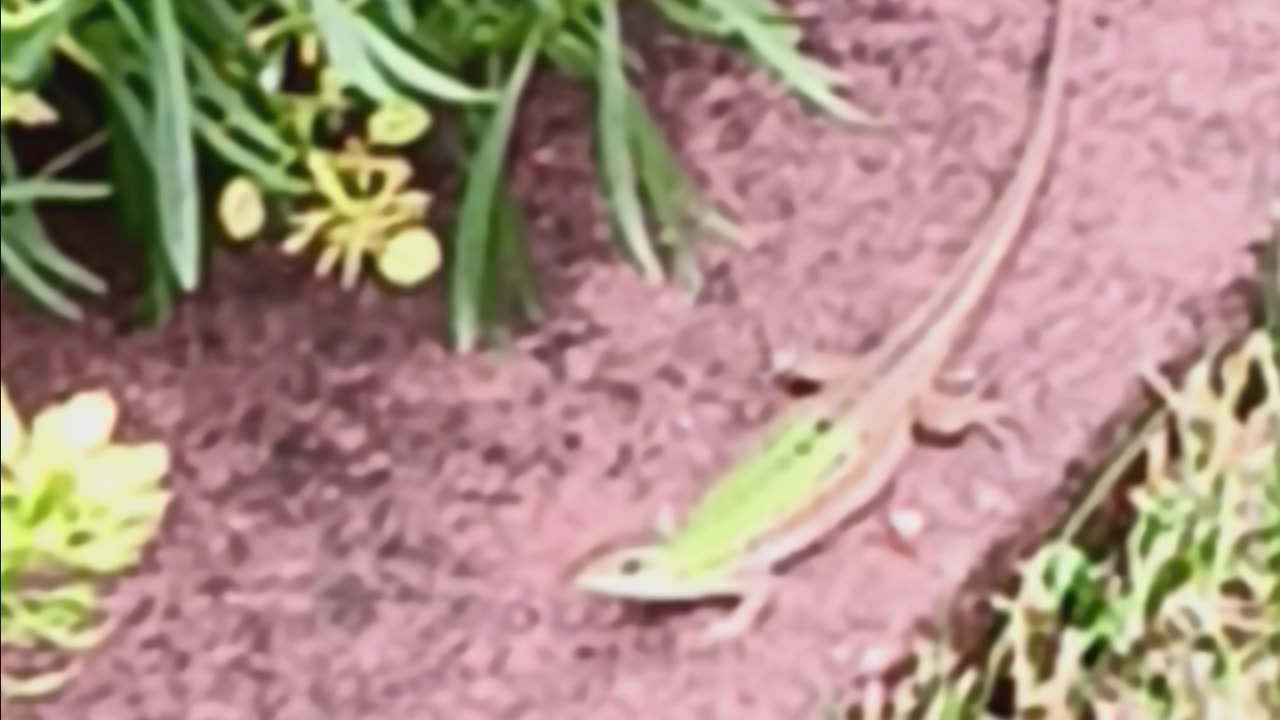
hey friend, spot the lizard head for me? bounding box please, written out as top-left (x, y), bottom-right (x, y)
top-left (572, 544), bottom-right (731, 601)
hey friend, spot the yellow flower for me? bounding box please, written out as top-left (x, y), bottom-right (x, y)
top-left (29, 389), bottom-right (118, 458)
top-left (218, 176), bottom-right (266, 242)
top-left (1, 384), bottom-right (24, 467)
top-left (284, 141), bottom-right (438, 290)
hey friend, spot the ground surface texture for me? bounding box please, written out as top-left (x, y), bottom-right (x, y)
top-left (3, 0), bottom-right (1278, 718)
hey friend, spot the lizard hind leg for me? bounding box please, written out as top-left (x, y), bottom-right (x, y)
top-left (914, 385), bottom-right (1022, 450)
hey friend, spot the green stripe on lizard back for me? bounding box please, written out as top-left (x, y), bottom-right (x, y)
top-left (665, 406), bottom-right (856, 575)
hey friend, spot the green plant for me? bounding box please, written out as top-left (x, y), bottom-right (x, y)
top-left (848, 329), bottom-right (1280, 719)
top-left (0, 383), bottom-right (172, 699)
top-left (2, 0), bottom-right (484, 322)
top-left (1, 3), bottom-right (111, 321)
top-left (225, 133), bottom-right (442, 289)
top-left (419, 0), bottom-right (870, 348)
top-left (1, 0), bottom-right (869, 349)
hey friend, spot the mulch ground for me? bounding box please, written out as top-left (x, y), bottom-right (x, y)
top-left (3, 0), bottom-right (1277, 718)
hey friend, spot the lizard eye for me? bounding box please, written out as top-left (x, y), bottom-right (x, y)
top-left (619, 557), bottom-right (646, 575)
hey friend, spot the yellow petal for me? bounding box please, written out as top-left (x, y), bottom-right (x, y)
top-left (14, 91), bottom-right (58, 126)
top-left (395, 190), bottom-right (433, 218)
top-left (377, 226), bottom-right (441, 287)
top-left (282, 210), bottom-right (329, 255)
top-left (306, 150), bottom-right (349, 208)
top-left (1, 384), bottom-right (25, 467)
top-left (0, 84), bottom-right (17, 124)
top-left (218, 176), bottom-right (266, 242)
top-left (315, 242), bottom-right (342, 278)
top-left (76, 443), bottom-right (170, 502)
top-left (340, 242), bottom-right (363, 289)
top-left (367, 99), bottom-right (432, 147)
top-left (300, 33), bottom-right (319, 66)
top-left (378, 158), bottom-right (413, 196)
top-left (31, 390), bottom-right (118, 455)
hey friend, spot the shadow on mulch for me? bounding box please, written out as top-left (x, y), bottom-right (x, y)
top-left (2, 0), bottom-right (1277, 718)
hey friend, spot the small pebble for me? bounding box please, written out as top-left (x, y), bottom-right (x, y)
top-left (888, 507), bottom-right (926, 540)
top-left (857, 644), bottom-right (892, 676)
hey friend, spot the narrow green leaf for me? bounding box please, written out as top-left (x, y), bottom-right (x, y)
top-left (148, 0), bottom-right (201, 291)
top-left (493, 181), bottom-right (541, 324)
top-left (698, 0), bottom-right (878, 125)
top-left (192, 114), bottom-right (309, 194)
top-left (0, 0), bottom-right (75, 87)
top-left (0, 231), bottom-right (83, 320)
top-left (83, 16), bottom-right (176, 321)
top-left (378, 0), bottom-right (419, 34)
top-left (1, 179), bottom-right (110, 204)
top-left (597, 1), bottom-right (663, 282)
top-left (0, 136), bottom-right (104, 296)
top-left (543, 27), bottom-right (597, 78)
top-left (185, 46), bottom-right (299, 161)
top-left (102, 0), bottom-right (149, 48)
top-left (175, 0), bottom-right (243, 47)
top-left (647, 0), bottom-right (730, 35)
top-left (449, 26), bottom-right (542, 351)
top-left (356, 16), bottom-right (496, 105)
top-left (624, 93), bottom-right (709, 292)
top-left (6, 214), bottom-right (106, 295)
top-left (309, 0), bottom-right (397, 100)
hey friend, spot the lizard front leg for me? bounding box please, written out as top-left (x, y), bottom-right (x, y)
top-left (913, 385), bottom-right (1021, 449)
top-left (769, 348), bottom-right (867, 387)
top-left (691, 571), bottom-right (778, 648)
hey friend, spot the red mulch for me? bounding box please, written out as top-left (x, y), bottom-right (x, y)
top-left (2, 0), bottom-right (1276, 718)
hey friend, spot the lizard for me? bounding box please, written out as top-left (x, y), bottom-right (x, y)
top-left (570, 0), bottom-right (1075, 648)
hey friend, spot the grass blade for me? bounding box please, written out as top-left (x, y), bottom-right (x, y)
top-left (193, 114), bottom-right (308, 194)
top-left (448, 24), bottom-right (542, 351)
top-left (0, 229), bottom-right (83, 320)
top-left (185, 46), bottom-right (299, 162)
top-left (646, 0), bottom-right (729, 35)
top-left (148, 0), bottom-right (201, 291)
top-left (493, 180), bottom-right (541, 324)
top-left (378, 0), bottom-right (418, 34)
top-left (0, 136), bottom-right (105, 295)
top-left (0, 0), bottom-right (76, 86)
top-left (15, 227), bottom-right (106, 296)
top-left (355, 16), bottom-right (497, 105)
top-left (597, 0), bottom-right (663, 283)
top-left (697, 0), bottom-right (878, 125)
top-left (623, 91), bottom-right (703, 290)
top-left (311, 0), bottom-right (494, 105)
top-left (1, 179), bottom-right (111, 204)
top-left (309, 0), bottom-right (397, 100)
top-left (85, 18), bottom-right (174, 321)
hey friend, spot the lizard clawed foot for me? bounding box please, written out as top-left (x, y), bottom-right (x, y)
top-left (769, 348), bottom-right (865, 389)
top-left (915, 387), bottom-right (1023, 450)
top-left (687, 577), bottom-right (776, 650)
